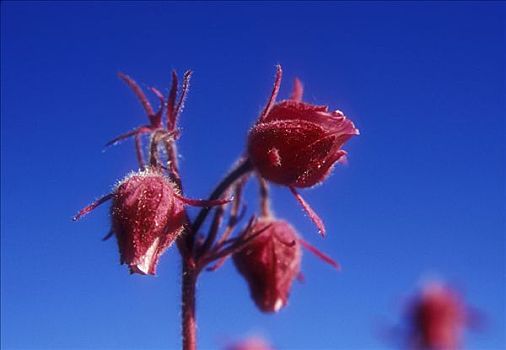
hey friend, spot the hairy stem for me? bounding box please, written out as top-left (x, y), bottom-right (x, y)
top-left (162, 138), bottom-right (195, 350)
top-left (166, 137), bottom-right (253, 350)
top-left (258, 176), bottom-right (271, 217)
top-left (181, 258), bottom-right (197, 350)
top-left (191, 157), bottom-right (253, 250)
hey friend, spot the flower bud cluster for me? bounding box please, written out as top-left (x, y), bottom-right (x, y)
top-left (75, 66), bottom-right (352, 316)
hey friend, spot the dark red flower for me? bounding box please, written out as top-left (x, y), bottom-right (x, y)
top-left (110, 169), bottom-right (186, 275)
top-left (246, 66), bottom-right (359, 235)
top-left (408, 283), bottom-right (470, 350)
top-left (74, 168), bottom-right (229, 275)
top-left (233, 218), bottom-right (302, 313)
top-left (248, 66), bottom-right (359, 189)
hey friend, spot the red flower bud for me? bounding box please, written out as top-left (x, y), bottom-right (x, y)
top-left (248, 68), bottom-right (359, 188)
top-left (408, 283), bottom-right (470, 350)
top-left (74, 167), bottom-right (230, 275)
top-left (111, 169), bottom-right (186, 275)
top-left (233, 218), bottom-right (301, 313)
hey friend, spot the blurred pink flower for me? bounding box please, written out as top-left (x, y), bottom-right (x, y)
top-left (407, 282), bottom-right (478, 350)
top-left (226, 337), bottom-right (274, 350)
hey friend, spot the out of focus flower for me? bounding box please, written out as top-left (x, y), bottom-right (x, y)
top-left (233, 218), bottom-right (302, 313)
top-left (225, 337), bottom-right (274, 350)
top-left (406, 282), bottom-right (475, 350)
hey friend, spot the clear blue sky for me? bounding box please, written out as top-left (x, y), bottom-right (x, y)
top-left (1, 2), bottom-right (504, 349)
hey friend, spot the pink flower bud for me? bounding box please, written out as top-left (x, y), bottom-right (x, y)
top-left (74, 168), bottom-right (230, 275)
top-left (111, 169), bottom-right (186, 275)
top-left (408, 283), bottom-right (469, 350)
top-left (226, 337), bottom-right (274, 350)
top-left (248, 70), bottom-right (359, 188)
top-left (233, 218), bottom-right (301, 313)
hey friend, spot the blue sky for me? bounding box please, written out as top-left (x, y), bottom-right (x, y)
top-left (1, 2), bottom-right (504, 349)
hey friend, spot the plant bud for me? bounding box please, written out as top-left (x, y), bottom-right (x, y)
top-left (111, 169), bottom-right (186, 275)
top-left (408, 283), bottom-right (468, 350)
top-left (233, 218), bottom-right (301, 313)
top-left (248, 100), bottom-right (359, 188)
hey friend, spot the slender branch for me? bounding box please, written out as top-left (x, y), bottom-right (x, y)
top-left (229, 177), bottom-right (247, 227)
top-left (258, 176), bottom-right (271, 217)
top-left (198, 206), bottom-right (225, 259)
top-left (197, 172), bottom-right (248, 259)
top-left (201, 218), bottom-right (272, 269)
top-left (205, 217), bottom-right (257, 272)
top-left (190, 158), bottom-right (254, 251)
top-left (214, 177), bottom-right (248, 249)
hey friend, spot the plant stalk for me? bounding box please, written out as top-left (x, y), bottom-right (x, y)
top-left (182, 258), bottom-right (197, 350)
top-left (172, 153), bottom-right (253, 350)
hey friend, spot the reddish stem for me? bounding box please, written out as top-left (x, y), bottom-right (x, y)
top-left (181, 258), bottom-right (197, 350)
top-left (258, 176), bottom-right (271, 217)
top-left (156, 72), bottom-right (253, 349)
top-left (191, 158), bottom-right (253, 252)
top-left (165, 140), bottom-right (251, 350)
top-left (161, 134), bottom-right (196, 350)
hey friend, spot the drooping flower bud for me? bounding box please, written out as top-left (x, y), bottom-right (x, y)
top-left (74, 167), bottom-right (230, 275)
top-left (110, 169), bottom-right (186, 275)
top-left (233, 218), bottom-right (301, 313)
top-left (407, 283), bottom-right (471, 350)
top-left (248, 67), bottom-right (359, 188)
